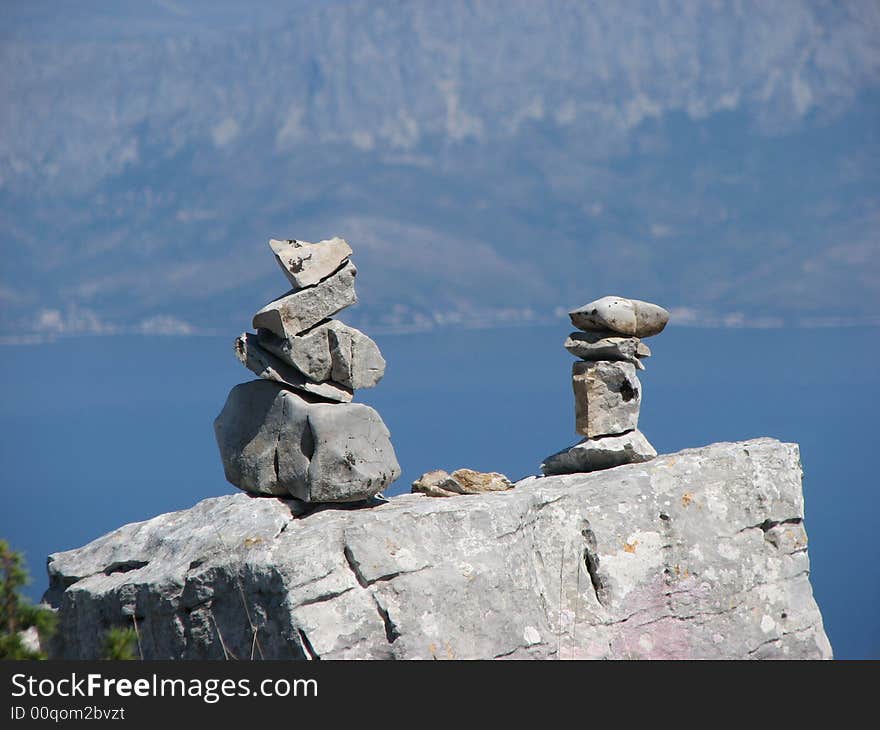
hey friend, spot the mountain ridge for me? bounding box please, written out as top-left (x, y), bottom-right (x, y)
top-left (2, 0), bottom-right (878, 338)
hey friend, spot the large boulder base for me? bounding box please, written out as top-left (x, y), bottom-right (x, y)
top-left (214, 380), bottom-right (399, 502)
top-left (45, 439), bottom-right (831, 660)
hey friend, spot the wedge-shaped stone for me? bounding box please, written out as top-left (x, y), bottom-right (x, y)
top-left (234, 332), bottom-right (352, 403)
top-left (213, 380), bottom-right (399, 502)
top-left (564, 331), bottom-right (649, 369)
top-left (269, 237), bottom-right (353, 289)
top-left (541, 430), bottom-right (657, 475)
top-left (253, 260), bottom-right (357, 339)
top-left (570, 296), bottom-right (669, 337)
top-left (257, 320), bottom-right (385, 390)
top-left (573, 360), bottom-right (641, 437)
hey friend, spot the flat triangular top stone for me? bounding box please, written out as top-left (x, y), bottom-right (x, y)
top-left (269, 236), bottom-right (353, 289)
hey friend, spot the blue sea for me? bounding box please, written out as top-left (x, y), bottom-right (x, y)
top-left (1, 325), bottom-right (878, 659)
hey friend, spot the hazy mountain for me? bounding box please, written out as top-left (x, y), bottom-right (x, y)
top-left (1, 0), bottom-right (878, 340)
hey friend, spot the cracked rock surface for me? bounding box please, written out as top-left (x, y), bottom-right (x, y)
top-left (44, 438), bottom-right (831, 660)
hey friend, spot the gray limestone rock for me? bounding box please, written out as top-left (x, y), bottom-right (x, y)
top-left (44, 439), bottom-right (832, 660)
top-left (257, 321), bottom-right (385, 390)
top-left (573, 360), bottom-right (641, 437)
top-left (256, 326), bottom-right (333, 383)
top-left (213, 380), bottom-right (399, 502)
top-left (253, 260), bottom-right (357, 339)
top-left (269, 237), bottom-right (353, 289)
top-left (570, 296), bottom-right (670, 338)
top-left (541, 430), bottom-right (657, 475)
top-left (212, 379), bottom-right (297, 497)
top-left (564, 331), bottom-right (649, 369)
top-left (234, 332), bottom-right (352, 403)
top-left (327, 323), bottom-right (386, 390)
top-left (306, 400), bottom-right (401, 503)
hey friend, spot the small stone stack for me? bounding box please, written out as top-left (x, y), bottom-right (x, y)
top-left (214, 237), bottom-right (400, 503)
top-left (541, 295), bottom-right (669, 475)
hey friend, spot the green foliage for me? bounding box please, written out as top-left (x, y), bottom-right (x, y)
top-left (102, 626), bottom-right (138, 661)
top-left (0, 539), bottom-right (57, 660)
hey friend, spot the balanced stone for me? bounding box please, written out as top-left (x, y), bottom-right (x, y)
top-left (253, 260), bottom-right (357, 340)
top-left (258, 321), bottom-right (385, 390)
top-left (573, 360), bottom-right (641, 437)
top-left (257, 326), bottom-right (333, 383)
top-left (541, 430), bottom-right (656, 475)
top-left (214, 380), bottom-right (399, 502)
top-left (564, 331), bottom-right (650, 369)
top-left (570, 296), bottom-right (669, 338)
top-left (234, 332), bottom-right (352, 403)
top-left (269, 237), bottom-right (353, 289)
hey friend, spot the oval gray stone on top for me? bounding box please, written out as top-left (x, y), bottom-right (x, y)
top-left (570, 296), bottom-right (669, 337)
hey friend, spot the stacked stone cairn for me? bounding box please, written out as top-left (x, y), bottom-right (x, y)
top-left (541, 295), bottom-right (670, 475)
top-left (214, 237), bottom-right (400, 503)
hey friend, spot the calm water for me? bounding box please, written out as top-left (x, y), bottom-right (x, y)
top-left (1, 325), bottom-right (878, 658)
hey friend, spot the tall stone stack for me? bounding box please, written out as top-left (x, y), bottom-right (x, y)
top-left (541, 295), bottom-right (669, 475)
top-left (214, 237), bottom-right (400, 503)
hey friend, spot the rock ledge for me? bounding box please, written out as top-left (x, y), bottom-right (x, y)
top-left (44, 438), bottom-right (831, 660)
